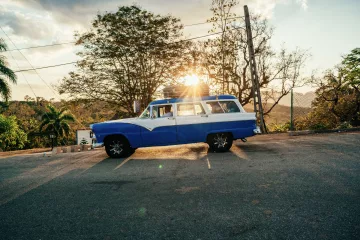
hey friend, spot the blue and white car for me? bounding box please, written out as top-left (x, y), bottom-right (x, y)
top-left (90, 95), bottom-right (260, 158)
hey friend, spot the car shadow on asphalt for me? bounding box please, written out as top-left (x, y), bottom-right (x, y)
top-left (79, 143), bottom-right (250, 176)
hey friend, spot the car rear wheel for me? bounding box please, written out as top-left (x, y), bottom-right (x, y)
top-left (207, 133), bottom-right (233, 152)
top-left (105, 135), bottom-right (132, 158)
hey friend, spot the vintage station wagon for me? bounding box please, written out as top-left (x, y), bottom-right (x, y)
top-left (90, 95), bottom-right (260, 158)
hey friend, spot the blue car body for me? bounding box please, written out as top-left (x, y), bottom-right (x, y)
top-left (91, 95), bottom-right (259, 149)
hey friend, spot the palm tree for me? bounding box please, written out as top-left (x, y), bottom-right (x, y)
top-left (0, 38), bottom-right (17, 102)
top-left (40, 105), bottom-right (76, 146)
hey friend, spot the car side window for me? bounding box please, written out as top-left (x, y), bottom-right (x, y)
top-left (158, 105), bottom-right (173, 117)
top-left (151, 106), bottom-right (158, 118)
top-left (206, 101), bottom-right (225, 114)
top-left (177, 103), bottom-right (205, 116)
top-left (219, 101), bottom-right (240, 113)
top-left (151, 105), bottom-right (173, 118)
top-left (140, 106), bottom-right (150, 118)
top-left (177, 104), bottom-right (194, 116)
top-left (194, 103), bottom-right (205, 115)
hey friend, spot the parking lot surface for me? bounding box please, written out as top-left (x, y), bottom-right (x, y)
top-left (0, 132), bottom-right (359, 240)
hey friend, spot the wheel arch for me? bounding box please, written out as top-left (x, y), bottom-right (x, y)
top-left (104, 134), bottom-right (130, 145)
top-left (206, 131), bottom-right (234, 142)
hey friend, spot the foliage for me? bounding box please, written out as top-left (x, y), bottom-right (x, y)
top-left (0, 38), bottom-right (17, 102)
top-left (39, 105), bottom-right (76, 146)
top-left (267, 122), bottom-right (290, 133)
top-left (307, 48), bottom-right (360, 128)
top-left (59, 5), bottom-right (190, 116)
top-left (341, 48), bottom-right (360, 87)
top-left (337, 121), bottom-right (353, 129)
top-left (0, 114), bottom-right (27, 151)
top-left (295, 48), bottom-right (360, 130)
top-left (201, 0), bottom-right (310, 114)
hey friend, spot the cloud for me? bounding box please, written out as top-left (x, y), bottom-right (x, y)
top-left (13, 0), bottom-right (127, 27)
top-left (296, 0), bottom-right (308, 10)
top-left (0, 6), bottom-right (53, 40)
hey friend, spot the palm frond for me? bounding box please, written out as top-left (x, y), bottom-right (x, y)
top-left (60, 113), bottom-right (76, 122)
top-left (39, 119), bottom-right (50, 131)
top-left (47, 105), bottom-right (57, 114)
top-left (45, 125), bottom-right (55, 134)
top-left (0, 39), bottom-right (7, 52)
top-left (0, 65), bottom-right (17, 84)
top-left (59, 107), bottom-right (68, 116)
top-left (61, 122), bottom-right (71, 135)
top-left (0, 77), bottom-right (11, 102)
top-left (40, 104), bottom-right (75, 139)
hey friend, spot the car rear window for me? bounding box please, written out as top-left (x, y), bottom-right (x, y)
top-left (206, 101), bottom-right (240, 114)
top-left (219, 101), bottom-right (240, 113)
top-left (206, 101), bottom-right (224, 114)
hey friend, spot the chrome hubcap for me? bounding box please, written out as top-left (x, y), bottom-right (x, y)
top-left (214, 134), bottom-right (227, 148)
top-left (109, 140), bottom-right (123, 155)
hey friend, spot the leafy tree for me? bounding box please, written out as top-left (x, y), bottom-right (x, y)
top-left (202, 0), bottom-right (309, 113)
top-left (0, 114), bottom-right (27, 151)
top-left (298, 48), bottom-right (360, 129)
top-left (341, 48), bottom-right (360, 87)
top-left (0, 38), bottom-right (17, 102)
top-left (39, 105), bottom-right (76, 146)
top-left (59, 5), bottom-right (190, 116)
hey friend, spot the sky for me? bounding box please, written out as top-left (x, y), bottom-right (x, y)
top-left (1, 0), bottom-right (359, 101)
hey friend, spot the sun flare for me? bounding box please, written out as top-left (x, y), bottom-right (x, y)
top-left (183, 74), bottom-right (200, 86)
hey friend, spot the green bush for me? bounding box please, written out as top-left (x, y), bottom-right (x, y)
top-left (268, 122), bottom-right (290, 133)
top-left (337, 121), bottom-right (353, 129)
top-left (0, 114), bottom-right (28, 151)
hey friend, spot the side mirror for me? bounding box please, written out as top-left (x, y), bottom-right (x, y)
top-left (133, 100), bottom-right (140, 113)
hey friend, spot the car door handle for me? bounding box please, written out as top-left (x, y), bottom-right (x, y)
top-left (201, 114), bottom-right (208, 117)
top-left (168, 117), bottom-right (175, 120)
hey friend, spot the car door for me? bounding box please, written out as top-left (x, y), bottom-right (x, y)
top-left (140, 104), bottom-right (177, 146)
top-left (175, 102), bottom-right (210, 143)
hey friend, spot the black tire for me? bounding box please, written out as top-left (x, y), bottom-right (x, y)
top-left (104, 135), bottom-right (132, 158)
top-left (207, 133), bottom-right (233, 152)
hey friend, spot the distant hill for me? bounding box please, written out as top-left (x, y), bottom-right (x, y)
top-left (244, 102), bottom-right (312, 125)
top-left (258, 91), bottom-right (316, 108)
top-left (279, 91), bottom-right (316, 108)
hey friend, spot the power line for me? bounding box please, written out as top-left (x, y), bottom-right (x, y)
top-left (4, 42), bottom-right (76, 52)
top-left (183, 16), bottom-right (245, 27)
top-left (14, 62), bottom-right (78, 73)
top-left (1, 28), bottom-right (68, 146)
top-left (0, 27), bottom-right (62, 98)
top-left (10, 25), bottom-right (245, 73)
top-left (1, 26), bottom-right (88, 135)
top-left (177, 26), bottom-right (245, 43)
top-left (1, 16), bottom-right (245, 52)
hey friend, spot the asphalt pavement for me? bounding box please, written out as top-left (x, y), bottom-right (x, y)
top-left (0, 132), bottom-right (359, 240)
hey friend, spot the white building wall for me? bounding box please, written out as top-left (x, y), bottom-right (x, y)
top-left (76, 130), bottom-right (92, 145)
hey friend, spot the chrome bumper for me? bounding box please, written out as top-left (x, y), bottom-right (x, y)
top-left (253, 127), bottom-right (261, 134)
top-left (92, 143), bottom-right (104, 148)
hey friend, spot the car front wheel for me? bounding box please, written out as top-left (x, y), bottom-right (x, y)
top-left (207, 133), bottom-right (233, 152)
top-left (105, 136), bottom-right (132, 158)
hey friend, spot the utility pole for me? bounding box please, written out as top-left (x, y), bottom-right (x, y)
top-left (244, 5), bottom-right (267, 133)
top-left (290, 88), bottom-right (294, 131)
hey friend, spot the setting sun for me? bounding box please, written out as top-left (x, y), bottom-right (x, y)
top-left (183, 74), bottom-right (200, 86)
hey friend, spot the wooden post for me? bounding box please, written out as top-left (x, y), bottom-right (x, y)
top-left (244, 5), bottom-right (267, 133)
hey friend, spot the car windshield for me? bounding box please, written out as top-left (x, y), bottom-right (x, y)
top-left (139, 106), bottom-right (150, 118)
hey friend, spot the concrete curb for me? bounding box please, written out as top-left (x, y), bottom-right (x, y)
top-left (51, 145), bottom-right (93, 154)
top-left (288, 127), bottom-right (360, 136)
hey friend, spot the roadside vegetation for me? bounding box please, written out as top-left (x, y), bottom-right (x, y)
top-left (0, 1), bottom-right (359, 151)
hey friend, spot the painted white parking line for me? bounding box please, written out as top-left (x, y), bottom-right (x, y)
top-left (205, 156), bottom-right (211, 170)
top-left (114, 157), bottom-right (132, 170)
